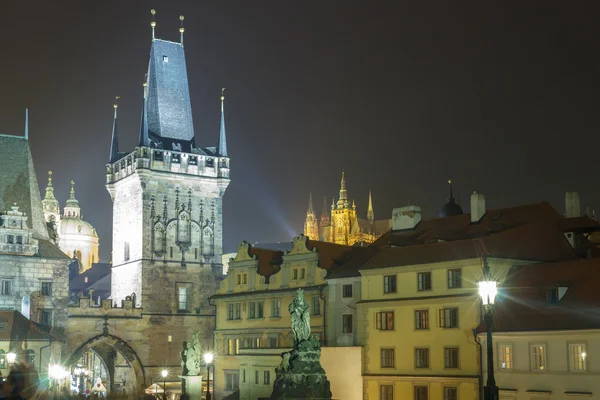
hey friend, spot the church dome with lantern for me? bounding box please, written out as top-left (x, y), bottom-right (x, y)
top-left (42, 173), bottom-right (99, 273)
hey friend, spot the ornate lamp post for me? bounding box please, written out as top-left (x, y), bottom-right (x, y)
top-left (204, 352), bottom-right (214, 400)
top-left (161, 370), bottom-right (168, 400)
top-left (478, 259), bottom-right (499, 400)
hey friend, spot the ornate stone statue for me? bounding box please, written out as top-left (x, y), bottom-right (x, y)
top-left (180, 341), bottom-right (189, 376)
top-left (184, 330), bottom-right (202, 376)
top-left (289, 289), bottom-right (311, 344)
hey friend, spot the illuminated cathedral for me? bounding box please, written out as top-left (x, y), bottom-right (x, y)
top-left (304, 172), bottom-right (391, 245)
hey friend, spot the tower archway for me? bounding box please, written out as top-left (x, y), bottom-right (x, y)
top-left (65, 334), bottom-right (145, 398)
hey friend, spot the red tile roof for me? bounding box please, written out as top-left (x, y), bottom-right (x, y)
top-left (479, 257), bottom-right (600, 332)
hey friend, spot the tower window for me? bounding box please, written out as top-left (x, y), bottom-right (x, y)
top-left (41, 282), bottom-right (52, 297)
top-left (124, 242), bottom-right (130, 261)
top-left (163, 55), bottom-right (168, 62)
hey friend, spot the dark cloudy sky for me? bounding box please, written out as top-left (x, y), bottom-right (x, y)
top-left (0, 1), bottom-right (598, 261)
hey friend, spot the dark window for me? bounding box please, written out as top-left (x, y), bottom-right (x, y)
top-left (381, 349), bottom-right (395, 368)
top-left (342, 284), bottom-right (353, 298)
top-left (380, 385), bottom-right (394, 400)
top-left (40, 310), bottom-right (52, 327)
top-left (1, 280), bottom-right (12, 295)
top-left (444, 387), bottom-right (457, 400)
top-left (547, 287), bottom-right (558, 303)
top-left (342, 314), bottom-right (353, 334)
top-left (445, 348), bottom-right (459, 368)
top-left (206, 158), bottom-right (214, 168)
top-left (224, 371), bottom-right (239, 391)
top-left (242, 369), bottom-right (246, 383)
top-left (15, 236), bottom-right (22, 245)
top-left (415, 386), bottom-right (428, 400)
top-left (25, 349), bottom-right (35, 366)
top-left (376, 312), bottom-right (394, 330)
top-left (264, 371), bottom-right (270, 385)
top-left (418, 272), bottom-right (432, 291)
top-left (255, 370), bottom-right (259, 384)
top-left (448, 269), bottom-right (462, 289)
top-left (7, 235), bottom-right (14, 244)
top-left (312, 296), bottom-right (321, 316)
top-left (189, 156), bottom-right (197, 165)
top-left (268, 336), bottom-right (278, 348)
top-left (384, 275), bottom-right (397, 293)
top-left (227, 303), bottom-right (241, 320)
top-left (124, 242), bottom-right (130, 261)
top-left (194, 248), bottom-right (198, 259)
top-left (439, 308), bottom-right (459, 328)
top-left (41, 282), bottom-right (52, 296)
top-left (169, 246), bottom-right (173, 258)
top-left (415, 310), bottom-right (429, 330)
top-left (415, 348), bottom-right (429, 368)
top-left (154, 151), bottom-right (163, 161)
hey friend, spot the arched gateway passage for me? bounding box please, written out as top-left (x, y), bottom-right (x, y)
top-left (65, 334), bottom-right (146, 398)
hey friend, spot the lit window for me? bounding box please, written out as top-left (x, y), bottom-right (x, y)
top-left (380, 348), bottom-right (395, 368)
top-left (163, 55), bottom-right (169, 62)
top-left (178, 286), bottom-right (188, 311)
top-left (376, 311), bottom-right (394, 330)
top-left (569, 343), bottom-right (587, 371)
top-left (530, 344), bottom-right (546, 370)
top-left (498, 344), bottom-right (513, 369)
top-left (415, 310), bottom-right (429, 330)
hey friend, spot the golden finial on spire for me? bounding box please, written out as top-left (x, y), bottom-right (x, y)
top-left (114, 96), bottom-right (120, 109)
top-left (179, 15), bottom-right (185, 44)
top-left (150, 9), bottom-right (157, 39)
top-left (221, 88), bottom-right (226, 111)
top-left (48, 171), bottom-right (53, 185)
top-left (448, 178), bottom-right (452, 185)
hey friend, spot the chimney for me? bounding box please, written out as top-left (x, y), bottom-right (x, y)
top-left (470, 192), bottom-right (486, 223)
top-left (565, 192), bottom-right (580, 218)
top-left (392, 205), bottom-right (422, 230)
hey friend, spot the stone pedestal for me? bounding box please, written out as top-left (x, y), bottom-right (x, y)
top-left (270, 335), bottom-right (332, 400)
top-left (179, 375), bottom-right (203, 399)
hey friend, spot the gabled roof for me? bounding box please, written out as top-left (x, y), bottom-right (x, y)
top-left (69, 263), bottom-right (111, 292)
top-left (0, 311), bottom-right (62, 342)
top-left (479, 257), bottom-right (600, 332)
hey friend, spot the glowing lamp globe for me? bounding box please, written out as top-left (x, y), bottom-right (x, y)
top-left (6, 352), bottom-right (16, 365)
top-left (161, 370), bottom-right (168, 378)
top-left (478, 280), bottom-right (498, 306)
top-left (204, 352), bottom-right (214, 364)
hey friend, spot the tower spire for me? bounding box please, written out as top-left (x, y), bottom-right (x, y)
top-left (138, 82), bottom-right (148, 146)
top-left (150, 9), bottom-right (156, 40)
top-left (337, 171), bottom-right (348, 208)
top-left (109, 97), bottom-right (120, 163)
top-left (448, 178), bottom-right (455, 201)
top-left (308, 193), bottom-right (314, 213)
top-left (320, 196), bottom-right (330, 228)
top-left (24, 109), bottom-right (29, 140)
top-left (42, 171), bottom-right (60, 224)
top-left (43, 171), bottom-right (56, 201)
top-left (367, 190), bottom-right (374, 225)
top-left (303, 193), bottom-right (319, 240)
top-left (179, 15), bottom-right (185, 45)
top-left (70, 180), bottom-right (76, 200)
top-left (218, 88), bottom-right (228, 157)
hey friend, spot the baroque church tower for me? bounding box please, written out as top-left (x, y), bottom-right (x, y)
top-left (106, 17), bottom-right (230, 313)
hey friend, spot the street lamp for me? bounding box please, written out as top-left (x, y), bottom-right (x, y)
top-left (6, 352), bottom-right (16, 366)
top-left (478, 258), bottom-right (499, 400)
top-left (161, 370), bottom-right (168, 400)
top-left (204, 353), bottom-right (214, 400)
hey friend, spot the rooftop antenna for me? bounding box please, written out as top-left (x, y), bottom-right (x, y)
top-left (179, 15), bottom-right (185, 45)
top-left (150, 9), bottom-right (156, 40)
top-left (24, 108), bottom-right (29, 140)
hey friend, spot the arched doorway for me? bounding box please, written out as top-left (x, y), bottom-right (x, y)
top-left (65, 334), bottom-right (145, 398)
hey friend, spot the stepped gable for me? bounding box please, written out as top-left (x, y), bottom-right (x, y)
top-left (478, 257), bottom-right (600, 332)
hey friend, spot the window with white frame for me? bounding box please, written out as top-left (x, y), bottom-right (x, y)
top-left (498, 344), bottom-right (513, 370)
top-left (264, 370), bottom-right (270, 385)
top-left (380, 348), bottom-right (395, 368)
top-left (1, 280), bottom-right (12, 295)
top-left (438, 308), bottom-right (459, 328)
top-left (530, 344), bottom-right (546, 370)
top-left (177, 285), bottom-right (190, 311)
top-left (415, 310), bottom-right (429, 330)
top-left (380, 384), bottom-right (393, 400)
top-left (443, 387), bottom-right (457, 400)
top-left (569, 343), bottom-right (587, 371)
top-left (376, 311), bottom-right (394, 330)
top-left (248, 301), bottom-right (264, 319)
top-left (227, 303), bottom-right (241, 320)
top-left (417, 272), bottom-right (432, 291)
top-left (415, 348), bottom-right (429, 368)
top-left (447, 269), bottom-right (462, 289)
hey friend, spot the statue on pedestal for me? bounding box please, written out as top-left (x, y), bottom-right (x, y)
top-left (184, 330), bottom-right (202, 376)
top-left (289, 289), bottom-right (311, 345)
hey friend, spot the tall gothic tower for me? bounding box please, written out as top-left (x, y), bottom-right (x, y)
top-left (106, 26), bottom-right (230, 313)
top-left (303, 193), bottom-right (319, 240)
top-left (330, 171), bottom-right (357, 245)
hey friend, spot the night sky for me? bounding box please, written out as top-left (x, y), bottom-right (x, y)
top-left (1, 1), bottom-right (598, 261)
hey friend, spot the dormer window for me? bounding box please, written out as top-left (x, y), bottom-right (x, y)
top-left (163, 55), bottom-right (169, 62)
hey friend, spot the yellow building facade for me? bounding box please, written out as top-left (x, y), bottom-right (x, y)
top-left (212, 235), bottom-right (353, 400)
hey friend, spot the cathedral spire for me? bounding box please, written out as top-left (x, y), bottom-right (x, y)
top-left (303, 193), bottom-right (318, 240)
top-left (218, 88), bottom-right (228, 157)
top-left (337, 171), bottom-right (348, 208)
top-left (367, 190), bottom-right (374, 225)
top-left (320, 196), bottom-right (330, 228)
top-left (109, 97), bottom-right (120, 163)
top-left (307, 193), bottom-right (314, 213)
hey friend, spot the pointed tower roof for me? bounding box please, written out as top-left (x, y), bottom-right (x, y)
top-left (65, 180), bottom-right (80, 209)
top-left (218, 88), bottom-right (228, 156)
top-left (367, 190), bottom-right (375, 225)
top-left (307, 193), bottom-right (315, 214)
top-left (337, 171), bottom-right (349, 208)
top-left (109, 98), bottom-right (120, 163)
top-left (320, 196), bottom-right (330, 227)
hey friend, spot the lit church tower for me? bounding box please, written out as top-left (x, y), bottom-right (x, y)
top-left (105, 11), bottom-right (230, 313)
top-left (303, 193), bottom-right (319, 240)
top-left (330, 171), bottom-right (357, 245)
